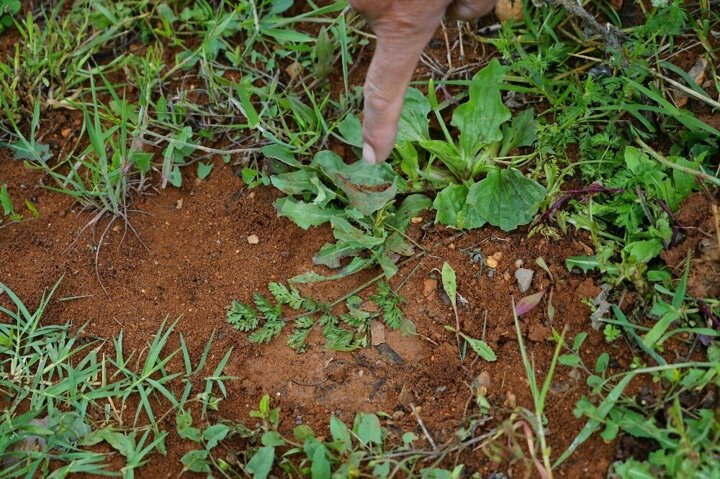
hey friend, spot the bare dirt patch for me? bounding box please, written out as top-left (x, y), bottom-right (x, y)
top-left (0, 153), bottom-right (629, 477)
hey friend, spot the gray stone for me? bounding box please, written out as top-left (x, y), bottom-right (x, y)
top-left (515, 268), bottom-right (535, 293)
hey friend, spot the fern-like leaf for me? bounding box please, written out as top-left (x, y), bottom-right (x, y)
top-left (324, 326), bottom-right (358, 352)
top-left (383, 306), bottom-right (403, 330)
top-left (248, 320), bottom-right (284, 344)
top-left (288, 327), bottom-right (311, 352)
top-left (268, 282), bottom-right (304, 310)
top-left (227, 301), bottom-right (259, 332)
top-left (373, 281), bottom-right (404, 330)
top-left (254, 293), bottom-right (282, 321)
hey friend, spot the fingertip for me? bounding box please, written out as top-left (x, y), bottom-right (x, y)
top-left (362, 143), bottom-right (378, 164)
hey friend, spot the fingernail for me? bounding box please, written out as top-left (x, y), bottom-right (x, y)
top-left (362, 143), bottom-right (377, 164)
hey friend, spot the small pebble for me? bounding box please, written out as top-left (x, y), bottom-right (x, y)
top-left (247, 235), bottom-right (259, 244)
top-left (486, 257), bottom-right (499, 269)
top-left (515, 268), bottom-right (535, 293)
top-left (515, 259), bottom-right (524, 268)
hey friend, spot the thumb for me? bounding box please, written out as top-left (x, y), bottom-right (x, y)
top-left (360, 18), bottom-right (444, 164)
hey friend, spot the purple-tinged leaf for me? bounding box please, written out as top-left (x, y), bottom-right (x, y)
top-left (537, 183), bottom-right (624, 225)
top-left (515, 289), bottom-right (547, 316)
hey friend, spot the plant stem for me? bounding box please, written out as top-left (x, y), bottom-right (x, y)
top-left (636, 138), bottom-right (720, 187)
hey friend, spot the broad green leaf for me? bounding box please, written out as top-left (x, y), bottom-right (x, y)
top-left (271, 170), bottom-right (317, 195)
top-left (643, 261), bottom-right (689, 348)
top-left (337, 113), bottom-right (362, 147)
top-left (176, 410), bottom-right (201, 443)
top-left (291, 257), bottom-right (372, 283)
top-left (419, 139), bottom-right (465, 178)
top-left (246, 446), bottom-right (275, 479)
top-left (311, 445), bottom-right (331, 479)
top-left (169, 166), bottom-right (182, 188)
top-left (275, 197), bottom-right (342, 229)
top-left (559, 354), bottom-right (582, 367)
top-left (354, 413), bottom-right (382, 446)
top-left (433, 184), bottom-right (486, 230)
top-left (313, 151), bottom-right (399, 215)
top-left (262, 144), bottom-right (302, 167)
top-left (452, 59), bottom-right (510, 158)
top-left (467, 168), bottom-right (546, 231)
top-left (595, 353), bottom-right (610, 373)
top-left (573, 332), bottom-right (588, 351)
top-left (387, 194), bottom-right (432, 230)
top-left (313, 217), bottom-right (384, 268)
top-left (397, 88), bottom-right (431, 143)
top-left (624, 146), bottom-right (657, 175)
top-left (261, 431), bottom-right (285, 447)
top-left (181, 449), bottom-right (210, 473)
top-left (499, 109), bottom-right (537, 156)
top-left (0, 185), bottom-right (13, 216)
top-left (624, 239), bottom-right (663, 263)
top-left (5, 139), bottom-right (51, 162)
top-left (330, 416), bottom-right (352, 453)
top-left (397, 142), bottom-right (419, 179)
top-left (441, 262), bottom-right (457, 309)
top-left (197, 162), bottom-right (213, 180)
top-left (566, 255), bottom-right (601, 273)
top-left (203, 424), bottom-right (229, 450)
top-left (463, 335), bottom-right (496, 362)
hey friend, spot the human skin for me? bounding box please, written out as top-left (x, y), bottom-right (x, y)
top-left (348, 0), bottom-right (496, 164)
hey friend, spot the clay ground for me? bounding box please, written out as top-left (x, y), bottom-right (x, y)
top-left (2, 151), bottom-right (625, 477)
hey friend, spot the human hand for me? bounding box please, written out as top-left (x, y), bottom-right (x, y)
top-left (349, 0), bottom-right (495, 164)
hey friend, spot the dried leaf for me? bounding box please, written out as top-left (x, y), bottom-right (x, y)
top-left (515, 289), bottom-right (547, 316)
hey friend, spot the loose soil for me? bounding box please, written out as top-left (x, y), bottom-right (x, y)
top-left (2, 152), bottom-right (634, 478)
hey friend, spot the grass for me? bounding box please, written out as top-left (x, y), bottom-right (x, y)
top-left (0, 0), bottom-right (718, 477)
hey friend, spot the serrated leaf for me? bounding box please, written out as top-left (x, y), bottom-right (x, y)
top-left (624, 239), bottom-right (663, 263)
top-left (275, 197), bottom-right (342, 230)
top-left (227, 301), bottom-right (259, 331)
top-left (287, 327), bottom-right (311, 352)
top-left (313, 151), bottom-right (400, 216)
top-left (268, 282), bottom-right (304, 309)
top-left (248, 321), bottom-right (284, 344)
top-left (566, 255), bottom-right (601, 273)
top-left (271, 170), bottom-right (317, 195)
top-left (467, 168), bottom-right (546, 231)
